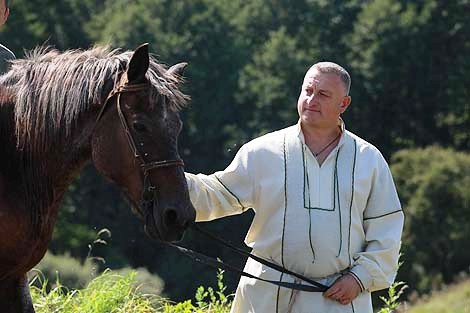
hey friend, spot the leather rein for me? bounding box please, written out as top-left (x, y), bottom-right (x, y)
top-left (171, 224), bottom-right (329, 292)
top-left (95, 80), bottom-right (329, 293)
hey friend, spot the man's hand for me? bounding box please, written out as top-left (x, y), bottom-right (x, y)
top-left (323, 273), bottom-right (362, 305)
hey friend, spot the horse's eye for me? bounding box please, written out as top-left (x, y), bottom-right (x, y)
top-left (133, 121), bottom-right (148, 132)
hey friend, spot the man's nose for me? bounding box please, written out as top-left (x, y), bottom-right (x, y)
top-left (307, 93), bottom-right (316, 104)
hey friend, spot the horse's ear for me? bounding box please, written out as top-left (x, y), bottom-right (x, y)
top-left (127, 43), bottom-right (150, 82)
top-left (167, 62), bottom-right (188, 77)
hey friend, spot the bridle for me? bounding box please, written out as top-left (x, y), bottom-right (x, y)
top-left (94, 79), bottom-right (184, 216)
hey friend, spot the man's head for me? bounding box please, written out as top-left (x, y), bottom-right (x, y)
top-left (297, 61), bottom-right (352, 130)
top-left (0, 0), bottom-right (10, 26)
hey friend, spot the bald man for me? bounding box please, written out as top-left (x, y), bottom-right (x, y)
top-left (186, 62), bottom-right (404, 313)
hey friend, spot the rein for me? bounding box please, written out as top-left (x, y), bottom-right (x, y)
top-left (169, 224), bottom-right (329, 292)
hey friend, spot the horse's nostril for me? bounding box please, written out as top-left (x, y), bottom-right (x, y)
top-left (181, 220), bottom-right (190, 230)
top-left (164, 208), bottom-right (178, 226)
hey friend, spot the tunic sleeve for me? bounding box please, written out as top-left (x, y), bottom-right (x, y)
top-left (350, 151), bottom-right (404, 292)
top-left (0, 44), bottom-right (15, 74)
top-left (186, 144), bottom-right (255, 222)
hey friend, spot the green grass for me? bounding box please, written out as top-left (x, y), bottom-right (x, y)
top-left (31, 269), bottom-right (231, 313)
top-left (407, 279), bottom-right (470, 313)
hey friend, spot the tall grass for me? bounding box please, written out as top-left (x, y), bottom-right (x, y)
top-left (31, 269), bottom-right (231, 313)
top-left (31, 270), bottom-right (160, 313)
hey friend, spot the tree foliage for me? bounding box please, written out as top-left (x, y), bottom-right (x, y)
top-left (391, 146), bottom-right (470, 293)
top-left (347, 0), bottom-right (470, 155)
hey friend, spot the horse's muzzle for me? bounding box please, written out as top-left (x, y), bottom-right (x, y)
top-left (144, 203), bottom-right (194, 242)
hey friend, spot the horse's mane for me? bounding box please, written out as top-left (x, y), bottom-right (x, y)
top-left (4, 45), bottom-right (188, 156)
top-left (0, 45), bottom-right (189, 235)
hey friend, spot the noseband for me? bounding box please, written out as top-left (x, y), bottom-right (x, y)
top-left (95, 80), bottom-right (184, 216)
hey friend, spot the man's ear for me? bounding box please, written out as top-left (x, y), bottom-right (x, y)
top-left (340, 96), bottom-right (352, 113)
top-left (127, 43), bottom-right (149, 83)
top-left (1, 7), bottom-right (9, 25)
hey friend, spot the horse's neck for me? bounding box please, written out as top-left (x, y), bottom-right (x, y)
top-left (0, 104), bottom-right (95, 236)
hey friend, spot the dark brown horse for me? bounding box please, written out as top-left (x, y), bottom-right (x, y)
top-left (0, 44), bottom-right (195, 312)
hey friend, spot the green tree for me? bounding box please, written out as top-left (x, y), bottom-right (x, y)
top-left (236, 27), bottom-right (310, 137)
top-left (1, 0), bottom-right (104, 55)
top-left (229, 0), bottom-right (362, 144)
top-left (87, 0), bottom-right (246, 172)
top-left (347, 0), bottom-right (470, 156)
top-left (391, 146), bottom-right (470, 293)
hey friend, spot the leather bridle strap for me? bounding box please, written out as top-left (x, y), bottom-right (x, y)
top-left (95, 82), bottom-right (150, 127)
top-left (96, 81), bottom-right (184, 173)
top-left (115, 83), bottom-right (152, 161)
top-left (141, 159), bottom-right (185, 173)
top-left (168, 224), bottom-right (329, 292)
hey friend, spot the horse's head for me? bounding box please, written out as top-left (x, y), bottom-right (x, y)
top-left (91, 44), bottom-right (195, 242)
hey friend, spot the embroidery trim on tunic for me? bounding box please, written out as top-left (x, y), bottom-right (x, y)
top-left (364, 209), bottom-right (403, 220)
top-left (276, 133), bottom-right (289, 313)
top-left (214, 175), bottom-right (248, 211)
top-left (335, 148), bottom-right (343, 257)
top-left (308, 208), bottom-right (316, 262)
top-left (347, 139), bottom-right (357, 268)
top-left (349, 271), bottom-right (366, 292)
top-left (302, 144), bottom-right (336, 211)
top-left (303, 139), bottom-right (344, 261)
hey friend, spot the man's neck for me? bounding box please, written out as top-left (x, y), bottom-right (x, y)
top-left (301, 123), bottom-right (341, 145)
top-left (301, 122), bottom-right (342, 165)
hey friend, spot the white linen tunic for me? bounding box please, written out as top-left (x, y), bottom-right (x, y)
top-left (186, 122), bottom-right (404, 313)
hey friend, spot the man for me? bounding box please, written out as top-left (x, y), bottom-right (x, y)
top-left (186, 62), bottom-right (404, 312)
top-left (0, 0), bottom-right (15, 74)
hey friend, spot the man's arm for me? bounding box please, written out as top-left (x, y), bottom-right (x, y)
top-left (349, 151), bottom-right (404, 292)
top-left (186, 144), bottom-right (255, 221)
top-left (0, 43), bottom-right (15, 74)
top-left (324, 150), bottom-right (404, 304)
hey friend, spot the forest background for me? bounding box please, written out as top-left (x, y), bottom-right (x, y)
top-left (1, 0), bottom-right (469, 307)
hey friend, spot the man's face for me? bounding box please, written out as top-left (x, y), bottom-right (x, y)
top-left (0, 0), bottom-right (9, 26)
top-left (297, 68), bottom-right (351, 130)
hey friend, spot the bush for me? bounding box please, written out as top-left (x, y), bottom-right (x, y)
top-left (29, 251), bottom-right (98, 290)
top-left (113, 266), bottom-right (165, 296)
top-left (29, 251), bottom-right (165, 297)
top-left (391, 146), bottom-right (470, 293)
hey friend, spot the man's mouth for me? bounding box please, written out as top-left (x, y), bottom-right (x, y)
top-left (305, 108), bottom-right (320, 112)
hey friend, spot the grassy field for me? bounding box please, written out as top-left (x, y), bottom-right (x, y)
top-left (406, 279), bottom-right (470, 313)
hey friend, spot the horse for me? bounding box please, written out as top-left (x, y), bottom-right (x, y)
top-left (0, 43), bottom-right (196, 313)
